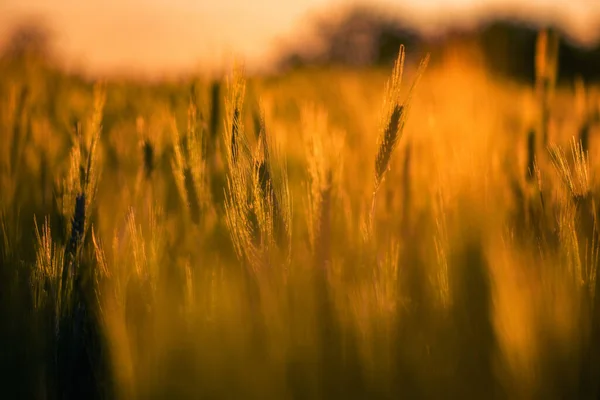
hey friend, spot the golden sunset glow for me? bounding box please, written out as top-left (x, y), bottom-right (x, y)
top-left (2, 0), bottom-right (599, 74)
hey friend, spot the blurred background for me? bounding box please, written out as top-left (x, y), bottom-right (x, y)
top-left (3, 1), bottom-right (600, 399)
top-left (1, 0), bottom-right (600, 79)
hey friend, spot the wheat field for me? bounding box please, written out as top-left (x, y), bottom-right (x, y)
top-left (1, 33), bottom-right (600, 399)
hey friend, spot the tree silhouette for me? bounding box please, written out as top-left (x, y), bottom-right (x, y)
top-left (1, 21), bottom-right (54, 63)
top-left (278, 4), bottom-right (600, 82)
top-left (279, 5), bottom-right (419, 68)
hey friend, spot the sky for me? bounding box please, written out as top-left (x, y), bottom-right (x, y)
top-left (1, 0), bottom-right (599, 76)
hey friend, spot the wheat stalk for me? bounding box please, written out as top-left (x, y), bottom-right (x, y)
top-left (536, 28), bottom-right (559, 145)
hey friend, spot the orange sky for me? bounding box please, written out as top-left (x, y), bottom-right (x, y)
top-left (1, 0), bottom-right (599, 76)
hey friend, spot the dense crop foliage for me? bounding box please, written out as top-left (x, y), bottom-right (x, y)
top-left (1, 36), bottom-right (600, 398)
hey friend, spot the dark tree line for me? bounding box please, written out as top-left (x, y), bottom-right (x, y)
top-left (278, 5), bottom-right (600, 83)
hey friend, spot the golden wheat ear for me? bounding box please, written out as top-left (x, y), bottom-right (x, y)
top-left (170, 89), bottom-right (208, 225)
top-left (223, 63), bottom-right (248, 170)
top-left (549, 137), bottom-right (590, 200)
top-left (369, 47), bottom-right (429, 232)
